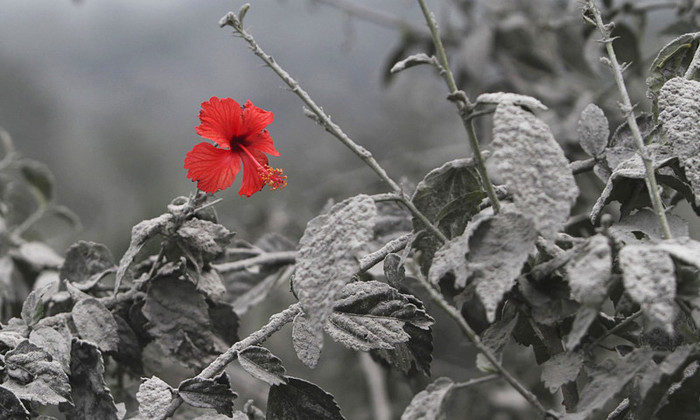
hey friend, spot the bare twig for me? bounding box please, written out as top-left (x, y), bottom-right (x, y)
top-left (585, 0), bottom-right (672, 239)
top-left (213, 251), bottom-right (297, 273)
top-left (313, 0), bottom-right (429, 36)
top-left (453, 374), bottom-right (500, 389)
top-left (569, 158), bottom-right (596, 175)
top-left (359, 352), bottom-right (392, 420)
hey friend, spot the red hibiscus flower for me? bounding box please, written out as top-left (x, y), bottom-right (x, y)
top-left (184, 97), bottom-right (286, 197)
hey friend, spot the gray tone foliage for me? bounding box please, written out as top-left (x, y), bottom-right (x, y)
top-left (577, 103), bottom-right (609, 158)
top-left (136, 376), bottom-right (172, 419)
top-left (65, 339), bottom-right (119, 420)
top-left (292, 194), bottom-right (377, 366)
top-left (490, 103), bottom-right (578, 238)
top-left (237, 346), bottom-right (287, 386)
top-left (659, 76), bottom-right (700, 205)
top-left (400, 377), bottom-right (454, 420)
top-left (266, 377), bottom-right (345, 420)
top-left (3, 340), bottom-right (71, 406)
top-left (541, 351), bottom-right (584, 393)
top-left (71, 298), bottom-right (120, 352)
top-left (177, 374), bottom-right (236, 416)
top-left (476, 312), bottom-right (518, 373)
top-left (609, 209), bottom-right (689, 243)
top-left (619, 244), bottom-right (677, 333)
top-left (566, 234), bottom-right (612, 305)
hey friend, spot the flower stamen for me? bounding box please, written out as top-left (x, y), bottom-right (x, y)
top-left (259, 165), bottom-right (287, 190)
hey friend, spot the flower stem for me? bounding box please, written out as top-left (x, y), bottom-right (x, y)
top-left (415, 0), bottom-right (501, 214)
top-left (586, 0), bottom-right (672, 239)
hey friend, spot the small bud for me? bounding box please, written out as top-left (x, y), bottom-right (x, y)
top-left (238, 3), bottom-right (251, 25)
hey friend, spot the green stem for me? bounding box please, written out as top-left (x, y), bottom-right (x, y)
top-left (586, 0), bottom-right (672, 239)
top-left (415, 0), bottom-right (501, 214)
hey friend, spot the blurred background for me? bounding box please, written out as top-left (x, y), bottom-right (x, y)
top-left (3, 1), bottom-right (700, 418)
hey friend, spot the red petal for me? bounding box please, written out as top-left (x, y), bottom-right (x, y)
top-left (246, 130), bottom-right (280, 156)
top-left (242, 100), bottom-right (273, 136)
top-left (184, 142), bottom-right (241, 193)
top-left (195, 97), bottom-right (243, 148)
top-left (238, 147), bottom-right (268, 197)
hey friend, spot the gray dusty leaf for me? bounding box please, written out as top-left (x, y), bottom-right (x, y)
top-left (567, 234), bottom-right (612, 305)
top-left (19, 158), bottom-right (54, 202)
top-left (137, 376), bottom-right (173, 419)
top-left (267, 377), bottom-right (345, 420)
top-left (577, 103), bottom-right (609, 157)
top-left (60, 241), bottom-right (114, 289)
top-left (565, 306), bottom-right (598, 351)
top-left (178, 373), bottom-right (236, 416)
top-left (292, 194), bottom-right (377, 365)
top-left (0, 385), bottom-right (30, 419)
top-left (114, 213), bottom-right (172, 293)
top-left (3, 340), bottom-right (71, 406)
top-left (429, 211), bottom-right (537, 322)
top-left (619, 244), bottom-right (676, 333)
top-left (325, 281), bottom-right (433, 352)
top-left (142, 276), bottom-right (226, 369)
top-left (411, 158), bottom-right (485, 274)
top-left (541, 351), bottom-right (584, 393)
top-left (390, 53), bottom-right (436, 73)
top-left (29, 326), bottom-right (71, 374)
top-left (476, 312), bottom-right (518, 373)
top-left (659, 76), bottom-right (700, 205)
top-left (609, 209), bottom-right (689, 244)
top-left (372, 322), bottom-right (433, 377)
top-left (64, 339), bottom-right (119, 420)
top-left (646, 32), bottom-right (700, 102)
top-left (238, 346), bottom-right (287, 386)
top-left (176, 218), bottom-right (235, 262)
top-left (383, 253), bottom-right (405, 285)
top-left (14, 242), bottom-right (63, 271)
top-left (400, 377), bottom-right (454, 420)
top-left (657, 237), bottom-right (700, 268)
top-left (292, 313), bottom-right (323, 368)
top-left (71, 298), bottom-right (120, 352)
top-left (604, 114), bottom-right (657, 174)
top-left (475, 92), bottom-right (547, 111)
top-left (490, 103), bottom-right (578, 238)
top-left (21, 282), bottom-right (52, 327)
top-left (563, 348), bottom-right (654, 420)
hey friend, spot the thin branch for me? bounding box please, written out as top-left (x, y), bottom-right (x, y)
top-left (569, 158), bottom-right (596, 175)
top-left (312, 0), bottom-right (429, 36)
top-left (588, 311), bottom-right (642, 350)
top-left (358, 233), bottom-right (412, 271)
top-left (213, 250), bottom-right (297, 273)
top-left (586, 0), bottom-right (672, 239)
top-left (415, 0), bottom-right (501, 214)
top-left (359, 352), bottom-right (392, 420)
top-left (158, 303), bottom-right (303, 419)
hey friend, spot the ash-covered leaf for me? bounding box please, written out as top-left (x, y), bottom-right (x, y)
top-left (112, 314), bottom-right (143, 375)
top-left (400, 377), bottom-right (454, 420)
top-left (71, 298), bottom-right (120, 352)
top-left (567, 234), bottom-right (612, 305)
top-left (178, 373), bottom-right (236, 416)
top-left (325, 281), bottom-right (433, 352)
top-left (476, 312), bottom-right (518, 373)
top-left (429, 211), bottom-right (537, 322)
top-left (390, 53), bottom-right (436, 73)
top-left (64, 339), bottom-right (119, 420)
top-left (655, 361), bottom-right (700, 420)
top-left (3, 340), bottom-right (71, 406)
top-left (565, 306), bottom-right (599, 351)
top-left (659, 76), bottom-right (700, 206)
top-left (60, 241), bottom-right (115, 290)
top-left (19, 158), bottom-right (54, 202)
top-left (176, 218), bottom-right (235, 264)
top-left (646, 32), bottom-right (700, 103)
top-left (28, 326), bottom-right (71, 374)
top-left (267, 377), bottom-right (345, 420)
top-left (237, 346), bottom-right (287, 386)
top-left (411, 159), bottom-right (485, 274)
top-left (208, 301), bottom-right (240, 346)
top-left (609, 210), bottom-right (689, 244)
top-left (136, 376), bottom-right (173, 419)
top-left (619, 244), bottom-right (676, 333)
top-left (292, 313), bottom-right (323, 368)
top-left (563, 348), bottom-right (654, 420)
top-left (577, 103), bottom-right (609, 157)
top-left (142, 276), bottom-right (226, 370)
top-left (383, 253), bottom-right (405, 285)
top-left (490, 103), bottom-right (578, 238)
top-left (0, 385), bottom-right (29, 419)
top-left (475, 92), bottom-right (547, 111)
top-left (657, 237), bottom-right (700, 268)
top-left (13, 241), bottom-right (63, 271)
top-left (114, 213), bottom-right (172, 293)
top-left (21, 282), bottom-right (52, 328)
top-left (292, 194), bottom-right (377, 366)
top-left (541, 351), bottom-right (584, 393)
top-left (372, 322), bottom-right (433, 377)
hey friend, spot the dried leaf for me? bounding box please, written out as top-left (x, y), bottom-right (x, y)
top-left (390, 53), bottom-right (436, 73)
top-left (646, 32), bottom-right (700, 103)
top-left (325, 281), bottom-right (433, 352)
top-left (541, 351), bottom-right (584, 393)
top-left (60, 241), bottom-right (115, 289)
top-left (567, 234), bottom-right (612, 305)
top-left (429, 211), bottom-right (537, 322)
top-left (577, 103), bottom-right (609, 157)
top-left (292, 194), bottom-right (377, 366)
top-left (28, 327), bottom-right (71, 374)
top-left (619, 244), bottom-right (676, 333)
top-left (178, 373), bottom-right (236, 416)
top-left (71, 298), bottom-right (120, 352)
top-left (136, 376), bottom-right (173, 419)
top-left (3, 340), bottom-right (71, 406)
top-left (400, 377), bottom-right (454, 420)
top-left (176, 218), bottom-right (235, 265)
top-left (0, 385), bottom-right (29, 419)
top-left (64, 339), bottom-right (119, 420)
top-left (372, 322), bottom-right (433, 377)
top-left (267, 377), bottom-right (345, 420)
top-left (475, 92), bottom-right (547, 111)
top-left (609, 209), bottom-right (689, 244)
top-left (657, 237), bottom-right (700, 268)
top-left (292, 313), bottom-right (323, 368)
top-left (476, 312), bottom-right (518, 373)
top-left (659, 76), bottom-right (700, 205)
top-left (238, 346), bottom-right (287, 386)
top-left (490, 103), bottom-right (578, 238)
